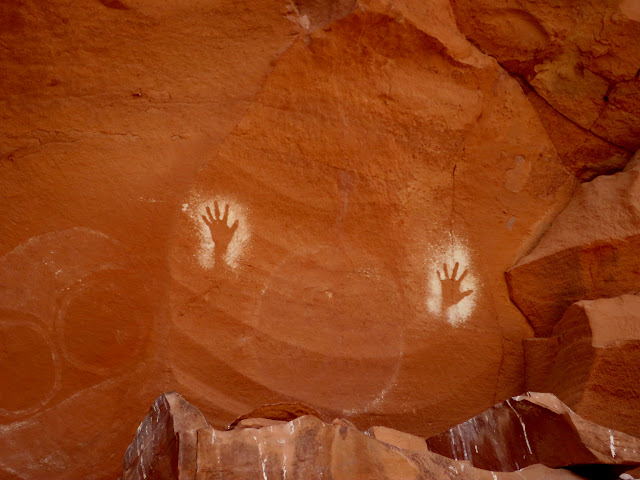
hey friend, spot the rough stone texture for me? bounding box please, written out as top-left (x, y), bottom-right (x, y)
top-left (122, 392), bottom-right (610, 480)
top-left (1, 0), bottom-right (639, 478)
top-left (168, 0), bottom-right (575, 441)
top-left (507, 154), bottom-right (640, 337)
top-left (366, 425), bottom-right (429, 452)
top-left (0, 1), bottom-right (298, 478)
top-left (122, 392), bottom-right (209, 480)
top-left (226, 402), bottom-right (323, 430)
top-left (524, 294), bottom-right (640, 439)
top-left (518, 79), bottom-right (631, 181)
top-left (451, 0), bottom-right (640, 153)
top-left (426, 392), bottom-right (640, 477)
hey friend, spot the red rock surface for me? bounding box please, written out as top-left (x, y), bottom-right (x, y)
top-left (121, 391), bottom-right (209, 480)
top-left (518, 80), bottom-right (632, 181)
top-left (451, 0), bottom-right (640, 153)
top-left (0, 0), bottom-right (639, 478)
top-left (524, 294), bottom-right (640, 438)
top-left (226, 402), bottom-right (323, 430)
top-left (167, 0), bottom-right (576, 441)
top-left (122, 392), bottom-right (618, 480)
top-left (507, 154), bottom-right (640, 336)
top-left (0, 1), bottom-right (297, 477)
top-left (426, 391), bottom-right (640, 477)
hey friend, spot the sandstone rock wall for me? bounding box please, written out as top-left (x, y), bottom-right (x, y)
top-left (524, 294), bottom-right (640, 438)
top-left (0, 0), bottom-right (638, 478)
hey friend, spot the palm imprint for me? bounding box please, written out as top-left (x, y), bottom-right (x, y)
top-left (202, 201), bottom-right (239, 268)
top-left (438, 262), bottom-right (473, 309)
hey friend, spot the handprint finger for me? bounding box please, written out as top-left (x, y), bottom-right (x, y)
top-left (230, 219), bottom-right (239, 233)
top-left (461, 289), bottom-right (473, 299)
top-left (458, 269), bottom-right (469, 283)
top-left (223, 204), bottom-right (230, 222)
top-left (214, 201), bottom-right (221, 220)
top-left (206, 206), bottom-right (214, 221)
top-left (443, 263), bottom-right (449, 279)
top-left (202, 215), bottom-right (211, 226)
top-left (452, 262), bottom-right (459, 279)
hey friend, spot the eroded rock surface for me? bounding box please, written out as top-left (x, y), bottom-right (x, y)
top-left (1, 0), bottom-right (639, 478)
top-left (518, 80), bottom-right (631, 180)
top-left (525, 294), bottom-right (640, 439)
top-left (123, 392), bottom-right (631, 480)
top-left (168, 0), bottom-right (575, 439)
top-left (451, 0), bottom-right (640, 155)
top-left (226, 402), bottom-right (323, 430)
top-left (507, 154), bottom-right (640, 336)
top-left (426, 392), bottom-right (640, 478)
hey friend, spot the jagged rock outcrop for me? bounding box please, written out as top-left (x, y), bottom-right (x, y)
top-left (122, 392), bottom-right (209, 480)
top-left (524, 294), bottom-right (640, 439)
top-left (506, 154), bottom-right (640, 337)
top-left (426, 392), bottom-right (640, 478)
top-left (123, 392), bottom-right (637, 480)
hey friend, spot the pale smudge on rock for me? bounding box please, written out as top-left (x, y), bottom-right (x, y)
top-left (182, 191), bottom-right (250, 271)
top-left (504, 155), bottom-right (531, 193)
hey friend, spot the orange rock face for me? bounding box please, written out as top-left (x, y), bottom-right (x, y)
top-left (451, 0), bottom-right (640, 155)
top-left (0, 0), bottom-right (297, 478)
top-left (507, 155), bottom-right (640, 336)
top-left (1, 0), bottom-right (639, 478)
top-left (525, 294), bottom-right (640, 438)
top-left (167, 2), bottom-right (576, 441)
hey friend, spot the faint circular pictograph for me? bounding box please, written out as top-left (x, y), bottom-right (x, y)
top-left (0, 228), bottom-right (154, 422)
top-left (0, 311), bottom-right (61, 417)
top-left (55, 269), bottom-right (153, 376)
top-left (250, 243), bottom-right (405, 413)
